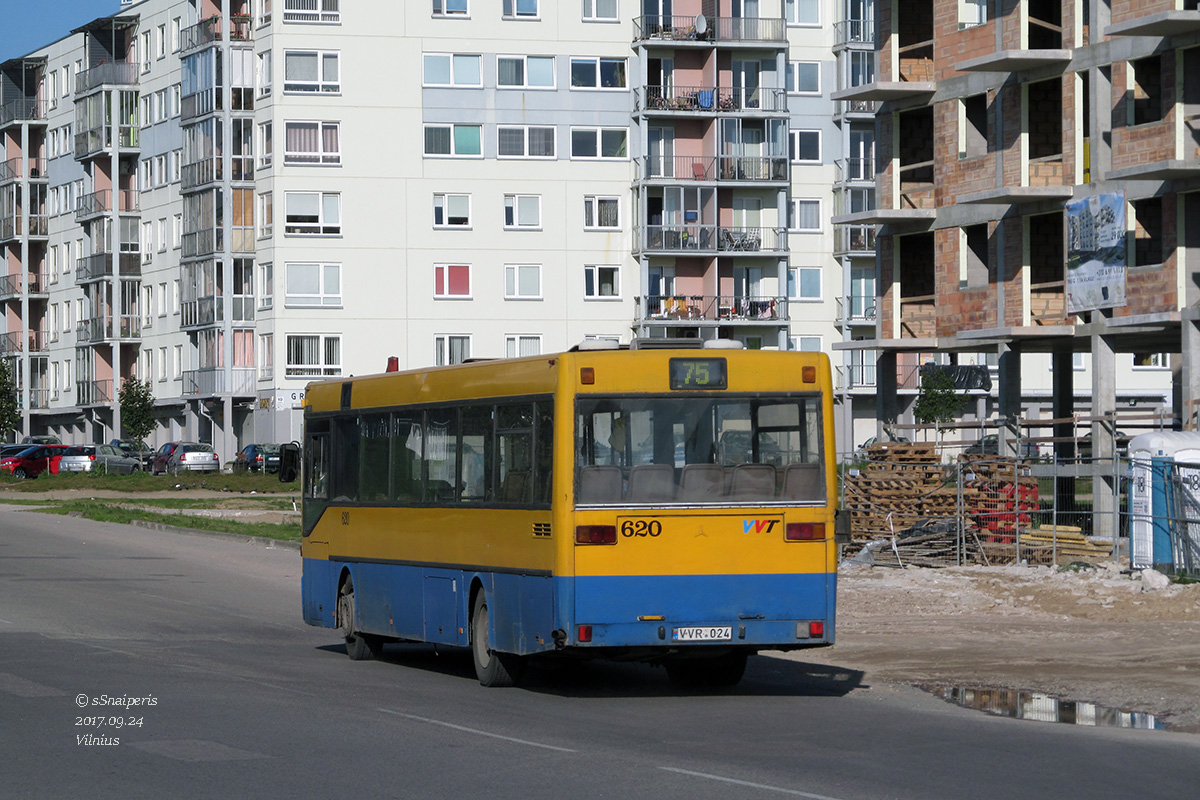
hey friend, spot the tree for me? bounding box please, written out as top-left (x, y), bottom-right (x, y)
top-left (912, 366), bottom-right (965, 440)
top-left (118, 377), bottom-right (156, 454)
top-left (0, 359), bottom-right (19, 443)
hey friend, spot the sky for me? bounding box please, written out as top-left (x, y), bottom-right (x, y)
top-left (0, 0), bottom-right (123, 61)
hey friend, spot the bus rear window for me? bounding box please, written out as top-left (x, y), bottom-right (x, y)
top-left (575, 396), bottom-right (825, 505)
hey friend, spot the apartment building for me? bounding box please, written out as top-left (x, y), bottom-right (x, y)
top-left (1, 0), bottom-right (850, 457)
top-left (832, 0), bottom-right (1190, 455)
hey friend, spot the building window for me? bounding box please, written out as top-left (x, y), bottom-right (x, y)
top-left (173, 214), bottom-right (183, 248)
top-left (435, 264), bottom-right (472, 298)
top-left (284, 121), bottom-right (341, 164)
top-left (435, 335), bottom-right (471, 366)
top-left (433, 0), bottom-right (469, 17)
top-left (789, 199), bottom-right (822, 232)
top-left (960, 0), bottom-right (987, 28)
top-left (791, 336), bottom-right (822, 353)
top-left (284, 0), bottom-right (341, 23)
top-left (570, 127), bottom-right (628, 159)
top-left (497, 125), bottom-right (556, 158)
top-left (257, 51), bottom-right (272, 97)
top-left (960, 94), bottom-right (988, 159)
top-left (142, 221), bottom-right (153, 263)
top-left (286, 334), bottom-right (342, 377)
top-left (504, 194), bottom-right (541, 228)
top-left (283, 50), bottom-right (340, 93)
top-left (497, 55), bottom-right (555, 88)
top-left (788, 267), bottom-right (821, 301)
top-left (259, 121), bottom-right (273, 166)
top-left (259, 192), bottom-right (273, 238)
top-left (786, 61), bottom-right (820, 94)
top-left (504, 264), bottom-right (542, 298)
top-left (285, 262), bottom-right (342, 307)
top-left (423, 53), bottom-right (482, 87)
top-left (570, 57), bottom-right (627, 89)
top-left (790, 129), bottom-right (820, 163)
top-left (424, 124), bottom-right (482, 157)
top-left (1130, 57), bottom-right (1163, 126)
top-left (157, 24), bottom-right (167, 58)
top-left (260, 334), bottom-right (274, 380)
top-left (284, 191), bottom-right (341, 235)
top-left (584, 265), bottom-right (620, 298)
top-left (171, 17), bottom-right (181, 51)
top-left (434, 193), bottom-right (471, 227)
top-left (503, 0), bottom-right (539, 19)
top-left (583, 0), bottom-right (618, 21)
top-left (505, 335), bottom-right (542, 357)
top-left (259, 264), bottom-right (273, 309)
top-left (785, 0), bottom-right (819, 25)
top-left (1133, 353), bottom-right (1169, 369)
top-left (584, 195), bottom-right (619, 229)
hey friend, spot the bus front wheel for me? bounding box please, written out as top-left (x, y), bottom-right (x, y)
top-left (471, 592), bottom-right (523, 687)
top-left (338, 580), bottom-right (382, 661)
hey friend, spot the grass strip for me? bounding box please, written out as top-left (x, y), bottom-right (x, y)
top-left (33, 500), bottom-right (301, 542)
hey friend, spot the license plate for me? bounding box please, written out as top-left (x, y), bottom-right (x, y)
top-left (672, 626), bottom-right (732, 642)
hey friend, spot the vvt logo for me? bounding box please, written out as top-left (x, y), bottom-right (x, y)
top-left (743, 519), bottom-right (779, 534)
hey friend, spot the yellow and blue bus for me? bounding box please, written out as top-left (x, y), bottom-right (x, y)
top-left (294, 342), bottom-right (840, 687)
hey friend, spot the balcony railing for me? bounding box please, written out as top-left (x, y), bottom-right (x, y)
top-left (0, 329), bottom-right (47, 355)
top-left (0, 99), bottom-right (45, 126)
top-left (76, 315), bottom-right (141, 344)
top-left (633, 15), bottom-right (786, 43)
top-left (27, 388), bottom-right (53, 409)
top-left (717, 155), bottom-right (788, 181)
top-left (640, 225), bottom-right (787, 254)
top-left (180, 15), bottom-right (254, 54)
top-left (0, 215), bottom-right (48, 241)
top-left (76, 189), bottom-right (140, 221)
top-left (845, 363), bottom-right (877, 389)
top-left (77, 379), bottom-right (114, 405)
top-left (76, 61), bottom-right (138, 94)
top-left (835, 157), bottom-right (875, 184)
top-left (181, 297), bottom-right (224, 328)
top-left (836, 98), bottom-right (879, 116)
top-left (834, 19), bottom-right (875, 46)
top-left (639, 155), bottom-right (787, 182)
top-left (76, 252), bottom-right (142, 283)
top-left (834, 224), bottom-right (877, 255)
top-left (182, 366), bottom-right (257, 397)
top-left (0, 157), bottom-right (48, 183)
top-left (638, 85), bottom-right (788, 113)
top-left (74, 125), bottom-right (140, 159)
top-left (637, 294), bottom-right (788, 323)
top-left (0, 272), bottom-right (49, 297)
top-left (181, 229), bottom-right (222, 259)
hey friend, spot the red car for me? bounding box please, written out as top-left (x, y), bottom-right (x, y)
top-left (1, 444), bottom-right (67, 479)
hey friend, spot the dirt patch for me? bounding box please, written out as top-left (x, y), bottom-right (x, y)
top-left (775, 562), bottom-right (1200, 732)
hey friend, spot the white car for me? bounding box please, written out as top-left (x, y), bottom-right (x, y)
top-left (167, 443), bottom-right (221, 474)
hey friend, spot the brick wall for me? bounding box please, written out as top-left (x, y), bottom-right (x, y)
top-left (1110, 0), bottom-right (1175, 28)
top-left (1112, 54), bottom-right (1178, 170)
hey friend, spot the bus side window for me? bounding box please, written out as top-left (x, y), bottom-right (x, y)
top-left (307, 433), bottom-right (330, 500)
top-left (391, 414), bottom-right (422, 503)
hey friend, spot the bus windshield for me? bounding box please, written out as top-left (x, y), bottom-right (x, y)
top-left (575, 394), bottom-right (825, 505)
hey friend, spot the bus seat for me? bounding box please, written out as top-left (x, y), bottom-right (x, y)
top-left (578, 465), bottom-right (623, 503)
top-left (782, 463), bottom-right (824, 501)
top-left (730, 464), bottom-right (777, 500)
top-left (679, 464), bottom-right (725, 501)
top-left (628, 464), bottom-right (676, 502)
top-left (498, 470), bottom-right (530, 503)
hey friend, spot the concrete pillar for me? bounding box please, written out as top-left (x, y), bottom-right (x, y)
top-left (877, 349), bottom-right (898, 438)
top-left (1052, 343), bottom-right (1074, 458)
top-left (1182, 316), bottom-right (1200, 430)
top-left (1091, 325), bottom-right (1117, 539)
top-left (997, 341), bottom-right (1022, 456)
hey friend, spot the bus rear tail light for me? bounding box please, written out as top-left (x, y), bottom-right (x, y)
top-left (575, 525), bottom-right (616, 544)
top-left (785, 522), bottom-right (825, 541)
top-left (577, 625), bottom-right (592, 642)
top-left (809, 621), bottom-right (824, 638)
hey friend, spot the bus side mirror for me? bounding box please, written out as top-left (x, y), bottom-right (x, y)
top-left (834, 510), bottom-right (851, 545)
top-left (279, 442), bottom-right (301, 484)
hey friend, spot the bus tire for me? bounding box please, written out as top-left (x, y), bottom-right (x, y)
top-left (471, 591), bottom-right (523, 687)
top-left (664, 652), bottom-right (748, 689)
top-left (338, 580), bottom-right (381, 660)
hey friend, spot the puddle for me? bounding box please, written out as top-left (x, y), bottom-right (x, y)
top-left (922, 685), bottom-right (1167, 731)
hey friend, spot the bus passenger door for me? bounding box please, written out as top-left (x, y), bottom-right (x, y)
top-left (303, 429), bottom-right (330, 536)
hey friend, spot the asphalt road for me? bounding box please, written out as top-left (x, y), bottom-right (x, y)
top-left (2, 506), bottom-right (1197, 800)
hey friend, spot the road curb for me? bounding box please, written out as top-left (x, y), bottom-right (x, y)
top-left (127, 519), bottom-right (302, 551)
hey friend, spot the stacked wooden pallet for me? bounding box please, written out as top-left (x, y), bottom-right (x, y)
top-left (844, 443), bottom-right (957, 542)
top-left (959, 455), bottom-right (1040, 542)
top-left (1015, 525), bottom-right (1113, 565)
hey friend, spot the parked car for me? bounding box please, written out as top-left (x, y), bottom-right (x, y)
top-left (963, 434), bottom-right (1040, 460)
top-left (59, 444), bottom-right (144, 474)
top-left (21, 435), bottom-right (61, 445)
top-left (235, 443), bottom-right (282, 473)
top-left (1076, 432), bottom-right (1130, 461)
top-left (150, 442), bottom-right (183, 475)
top-left (111, 439), bottom-right (153, 469)
top-left (1, 444), bottom-right (32, 459)
top-left (854, 436), bottom-right (911, 459)
top-left (163, 442), bottom-right (221, 475)
top-left (1, 445), bottom-right (65, 479)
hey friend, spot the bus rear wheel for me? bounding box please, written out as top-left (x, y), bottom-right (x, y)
top-left (337, 580), bottom-right (382, 661)
top-left (664, 652), bottom-right (748, 689)
top-left (471, 592), bottom-right (523, 687)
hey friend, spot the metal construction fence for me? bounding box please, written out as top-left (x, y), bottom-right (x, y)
top-left (839, 442), bottom-right (1200, 577)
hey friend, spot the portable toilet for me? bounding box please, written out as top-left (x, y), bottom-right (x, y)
top-left (1127, 431), bottom-right (1200, 573)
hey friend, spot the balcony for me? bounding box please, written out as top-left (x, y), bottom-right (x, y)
top-left (0, 272), bottom-right (49, 298)
top-left (181, 229), bottom-right (222, 260)
top-left (834, 19), bottom-right (875, 47)
top-left (638, 294), bottom-right (788, 323)
top-left (181, 297), bottom-right (224, 329)
top-left (639, 225), bottom-right (787, 254)
top-left (834, 224), bottom-right (877, 255)
top-left (0, 99), bottom-right (45, 127)
top-left (0, 329), bottom-right (47, 355)
top-left (27, 388), bottom-right (54, 409)
top-left (0, 157), bottom-right (48, 183)
top-left (835, 98), bottom-right (879, 118)
top-left (182, 367), bottom-right (256, 397)
top-left (77, 379), bottom-right (114, 406)
top-left (641, 154), bottom-right (787, 183)
top-left (0, 214), bottom-right (48, 241)
top-left (76, 252), bottom-right (142, 283)
top-left (76, 315), bottom-right (141, 344)
top-left (180, 16), bottom-right (254, 54)
top-left (843, 295), bottom-right (878, 326)
top-left (76, 61), bottom-right (138, 94)
top-left (181, 157), bottom-right (254, 191)
top-left (835, 158), bottom-right (875, 185)
top-left (74, 125), bottom-right (140, 159)
top-left (637, 85), bottom-right (788, 114)
top-left (76, 189), bottom-right (140, 222)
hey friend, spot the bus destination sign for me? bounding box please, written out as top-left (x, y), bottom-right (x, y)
top-left (668, 358), bottom-right (728, 390)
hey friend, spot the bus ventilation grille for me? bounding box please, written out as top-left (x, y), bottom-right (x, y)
top-left (532, 523), bottom-right (552, 538)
